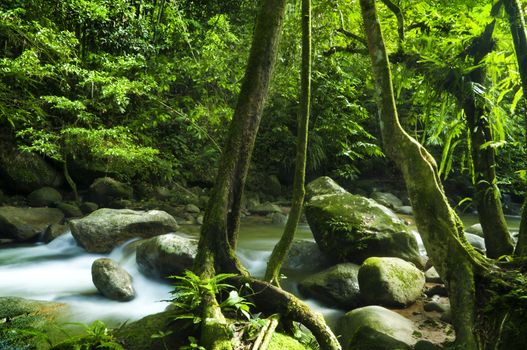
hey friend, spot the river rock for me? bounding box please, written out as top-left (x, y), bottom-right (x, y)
top-left (43, 223), bottom-right (69, 243)
top-left (425, 267), bottom-right (442, 283)
top-left (28, 187), bottom-right (62, 207)
top-left (88, 177), bottom-right (133, 207)
top-left (465, 223), bottom-right (483, 237)
top-left (185, 203), bottom-right (200, 214)
top-left (358, 257), bottom-right (425, 307)
top-left (305, 191), bottom-right (423, 267)
top-left (250, 202), bottom-right (282, 215)
top-left (136, 233), bottom-right (198, 278)
top-left (270, 212), bottom-right (288, 225)
top-left (371, 191), bottom-right (403, 210)
top-left (56, 201), bottom-right (82, 218)
top-left (70, 208), bottom-right (179, 253)
top-left (282, 239), bottom-right (330, 272)
top-left (305, 176), bottom-right (347, 200)
top-left (0, 150), bottom-right (62, 193)
top-left (298, 263), bottom-right (361, 309)
top-left (80, 201), bottom-right (99, 214)
top-left (92, 258), bottom-right (135, 301)
top-left (337, 305), bottom-right (416, 350)
top-left (0, 206), bottom-right (64, 241)
top-left (396, 206), bottom-right (413, 215)
top-left (464, 232), bottom-right (486, 254)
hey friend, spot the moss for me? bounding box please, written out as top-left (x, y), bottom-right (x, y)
top-left (268, 333), bottom-right (309, 350)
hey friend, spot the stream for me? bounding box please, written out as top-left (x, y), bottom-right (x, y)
top-left (0, 215), bottom-right (520, 330)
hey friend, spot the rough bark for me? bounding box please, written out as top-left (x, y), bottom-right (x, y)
top-left (359, 0), bottom-right (491, 348)
top-left (503, 0), bottom-right (527, 256)
top-left (265, 0), bottom-right (311, 286)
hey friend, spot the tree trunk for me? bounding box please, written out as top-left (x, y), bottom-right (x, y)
top-left (503, 0), bottom-right (527, 256)
top-left (265, 0), bottom-right (311, 286)
top-left (359, 0), bottom-right (491, 348)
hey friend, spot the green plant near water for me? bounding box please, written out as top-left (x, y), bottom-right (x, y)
top-left (53, 320), bottom-right (124, 350)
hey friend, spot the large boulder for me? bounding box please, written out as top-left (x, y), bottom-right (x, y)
top-left (91, 258), bottom-right (135, 301)
top-left (358, 257), bottom-right (425, 307)
top-left (305, 176), bottom-right (347, 200)
top-left (298, 263), bottom-right (361, 309)
top-left (337, 305), bottom-right (416, 350)
top-left (28, 187), bottom-right (62, 207)
top-left (0, 206), bottom-right (64, 241)
top-left (282, 240), bottom-right (330, 272)
top-left (70, 208), bottom-right (179, 253)
top-left (88, 177), bottom-right (133, 207)
top-left (305, 192), bottom-right (423, 267)
top-left (0, 151), bottom-right (62, 194)
top-left (136, 233), bottom-right (198, 278)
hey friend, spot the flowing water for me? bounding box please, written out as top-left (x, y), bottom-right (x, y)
top-left (0, 214), bottom-right (521, 329)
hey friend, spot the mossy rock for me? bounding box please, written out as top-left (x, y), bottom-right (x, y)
top-left (305, 192), bottom-right (422, 267)
top-left (88, 177), bottom-right (133, 207)
top-left (358, 257), bottom-right (425, 307)
top-left (268, 333), bottom-right (309, 350)
top-left (0, 297), bottom-right (67, 350)
top-left (305, 176), bottom-right (347, 201)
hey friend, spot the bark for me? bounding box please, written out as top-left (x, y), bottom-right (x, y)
top-left (359, 0), bottom-right (491, 348)
top-left (503, 0), bottom-right (527, 256)
top-left (460, 20), bottom-right (514, 258)
top-left (265, 0), bottom-right (311, 286)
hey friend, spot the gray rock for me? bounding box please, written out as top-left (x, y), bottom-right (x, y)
top-left (423, 301), bottom-right (450, 313)
top-left (185, 204), bottom-right (200, 214)
top-left (282, 240), bottom-right (330, 272)
top-left (43, 223), bottom-right (69, 243)
top-left (465, 223), bottom-right (483, 237)
top-left (337, 305), bottom-right (416, 350)
top-left (371, 191), bottom-right (403, 210)
top-left (305, 191), bottom-right (423, 267)
top-left (196, 215), bottom-right (204, 225)
top-left (88, 177), bottom-right (133, 207)
top-left (464, 232), bottom-right (486, 254)
top-left (358, 257), bottom-right (425, 307)
top-left (70, 208), bottom-right (178, 253)
top-left (425, 267), bottom-right (442, 283)
top-left (56, 202), bottom-right (82, 218)
top-left (136, 233), bottom-right (198, 278)
top-left (0, 206), bottom-right (64, 241)
top-left (91, 258), bottom-right (135, 301)
top-left (305, 176), bottom-right (347, 201)
top-left (250, 202), bottom-right (282, 215)
top-left (298, 263), bottom-right (361, 309)
top-left (396, 206), bottom-right (413, 215)
top-left (425, 285), bottom-right (448, 297)
top-left (270, 212), bottom-right (288, 225)
top-left (0, 151), bottom-right (62, 193)
top-left (28, 187), bottom-right (62, 207)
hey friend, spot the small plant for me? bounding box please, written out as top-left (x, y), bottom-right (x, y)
top-left (179, 336), bottom-right (206, 350)
top-left (59, 320), bottom-right (124, 350)
top-left (151, 330), bottom-right (173, 350)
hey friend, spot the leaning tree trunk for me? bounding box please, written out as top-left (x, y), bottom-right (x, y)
top-left (359, 0), bottom-right (492, 348)
top-left (461, 20), bottom-right (514, 258)
top-left (503, 0), bottom-right (527, 256)
top-left (192, 1), bottom-right (340, 349)
top-left (265, 0), bottom-right (312, 286)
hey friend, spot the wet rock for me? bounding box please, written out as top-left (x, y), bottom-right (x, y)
top-left (464, 232), bottom-right (486, 255)
top-left (91, 258), bottom-right (135, 301)
top-left (396, 206), bottom-right (413, 215)
top-left (423, 301), bottom-right (450, 313)
top-left (270, 212), bottom-right (288, 225)
top-left (337, 305), bottom-right (416, 350)
top-left (88, 177), bottom-right (133, 207)
top-left (185, 204), bottom-right (200, 214)
top-left (79, 201), bottom-right (99, 214)
top-left (70, 208), bottom-right (178, 253)
top-left (28, 187), bottom-right (62, 207)
top-left (425, 285), bottom-right (448, 297)
top-left (358, 257), bottom-right (425, 307)
top-left (298, 263), bottom-right (361, 309)
top-left (465, 223), bottom-right (483, 237)
top-left (425, 267), bottom-right (442, 283)
top-left (282, 240), bottom-right (330, 272)
top-left (305, 176), bottom-right (347, 200)
top-left (43, 223), bottom-right (69, 243)
top-left (371, 191), bottom-right (403, 210)
top-left (250, 202), bottom-right (282, 215)
top-left (0, 206), bottom-right (64, 241)
top-left (305, 190), bottom-right (423, 267)
top-left (136, 233), bottom-right (198, 279)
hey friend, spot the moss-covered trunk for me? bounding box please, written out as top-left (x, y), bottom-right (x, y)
top-left (359, 0), bottom-right (491, 348)
top-left (265, 0), bottom-right (311, 286)
top-left (503, 0), bottom-right (527, 256)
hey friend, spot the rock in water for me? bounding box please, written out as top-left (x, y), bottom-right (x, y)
top-left (91, 258), bottom-right (135, 301)
top-left (358, 257), bottom-right (425, 307)
top-left (305, 191), bottom-right (422, 267)
top-left (136, 233), bottom-right (198, 279)
top-left (371, 191), bottom-right (403, 210)
top-left (70, 208), bottom-right (178, 253)
top-left (0, 206), bottom-right (64, 241)
top-left (28, 187), bottom-right (62, 207)
top-left (88, 177), bottom-right (133, 207)
top-left (298, 263), bottom-right (361, 309)
top-left (337, 305), bottom-right (416, 350)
